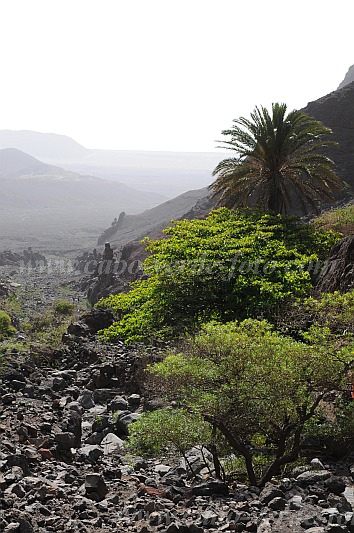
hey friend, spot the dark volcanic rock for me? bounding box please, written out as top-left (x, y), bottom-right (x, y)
top-left (315, 235), bottom-right (354, 292)
top-left (67, 308), bottom-right (114, 337)
top-left (302, 82), bottom-right (354, 194)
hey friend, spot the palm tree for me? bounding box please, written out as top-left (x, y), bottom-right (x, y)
top-left (210, 103), bottom-right (346, 215)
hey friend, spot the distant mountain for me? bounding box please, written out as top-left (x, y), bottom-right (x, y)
top-left (0, 148), bottom-right (167, 250)
top-left (0, 147), bottom-right (66, 178)
top-left (338, 64), bottom-right (354, 89)
top-left (0, 130), bottom-right (89, 160)
top-left (302, 81), bottom-right (354, 193)
top-left (0, 130), bottom-right (223, 198)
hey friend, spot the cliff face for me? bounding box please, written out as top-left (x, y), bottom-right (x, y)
top-left (338, 64), bottom-right (354, 89)
top-left (302, 81), bottom-right (354, 193)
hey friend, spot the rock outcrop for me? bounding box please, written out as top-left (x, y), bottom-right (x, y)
top-left (338, 64), bottom-right (354, 89)
top-left (315, 235), bottom-right (354, 293)
top-left (302, 81), bottom-right (354, 193)
top-left (0, 248), bottom-right (47, 268)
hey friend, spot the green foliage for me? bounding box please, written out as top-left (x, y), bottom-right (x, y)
top-left (0, 310), bottom-right (17, 340)
top-left (210, 103), bottom-right (345, 215)
top-left (52, 300), bottom-right (75, 316)
top-left (128, 407), bottom-right (212, 458)
top-left (313, 204), bottom-right (354, 236)
top-left (303, 400), bottom-right (354, 456)
top-left (98, 208), bottom-right (339, 342)
top-left (146, 319), bottom-right (351, 486)
top-left (276, 290), bottom-right (354, 348)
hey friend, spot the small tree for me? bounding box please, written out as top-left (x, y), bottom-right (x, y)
top-left (98, 208), bottom-right (339, 342)
top-left (146, 319), bottom-right (352, 487)
top-left (128, 407), bottom-right (214, 477)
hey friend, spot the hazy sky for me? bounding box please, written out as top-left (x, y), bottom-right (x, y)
top-left (0, 0), bottom-right (352, 152)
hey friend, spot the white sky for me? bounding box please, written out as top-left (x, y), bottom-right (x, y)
top-left (0, 0), bottom-right (352, 152)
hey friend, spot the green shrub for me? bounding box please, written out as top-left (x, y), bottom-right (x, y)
top-left (303, 400), bottom-right (354, 456)
top-left (98, 208), bottom-right (339, 342)
top-left (275, 290), bottom-right (354, 347)
top-left (52, 300), bottom-right (75, 316)
top-left (0, 310), bottom-right (17, 340)
top-left (128, 407), bottom-right (212, 458)
top-left (145, 319), bottom-right (352, 486)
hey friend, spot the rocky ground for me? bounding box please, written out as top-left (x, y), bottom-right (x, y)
top-left (1, 255), bottom-right (354, 533)
top-left (0, 306), bottom-right (353, 533)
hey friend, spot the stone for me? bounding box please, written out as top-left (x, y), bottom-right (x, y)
top-left (300, 516), bottom-right (321, 529)
top-left (289, 494), bottom-right (303, 510)
top-left (78, 390), bottom-right (95, 409)
top-left (6, 454), bottom-right (30, 476)
top-left (108, 395), bottom-right (128, 412)
top-left (115, 412), bottom-right (140, 435)
top-left (93, 388), bottom-right (117, 404)
top-left (154, 463), bottom-right (171, 475)
top-left (92, 414), bottom-right (110, 433)
top-left (128, 393), bottom-right (141, 406)
top-left (2, 393), bottom-right (16, 405)
top-left (4, 524), bottom-right (21, 533)
top-left (326, 525), bottom-right (350, 533)
top-left (268, 496), bottom-right (286, 510)
top-left (38, 448), bottom-right (54, 460)
top-left (311, 458), bottom-right (325, 470)
top-left (62, 410), bottom-right (82, 447)
top-left (325, 476), bottom-right (347, 496)
top-left (77, 445), bottom-right (104, 463)
top-left (85, 474), bottom-right (108, 501)
top-left (10, 380), bottom-right (26, 391)
top-left (191, 479), bottom-right (229, 496)
top-left (52, 377), bottom-right (67, 391)
top-left (259, 483), bottom-right (285, 504)
top-left (101, 432), bottom-right (124, 455)
top-left (296, 470), bottom-right (331, 486)
top-left (55, 432), bottom-right (76, 450)
top-left (11, 483), bottom-right (26, 498)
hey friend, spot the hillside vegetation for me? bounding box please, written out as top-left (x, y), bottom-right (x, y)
top-left (97, 204), bottom-right (354, 485)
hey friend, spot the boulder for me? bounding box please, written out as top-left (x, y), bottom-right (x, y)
top-left (315, 235), bottom-right (354, 293)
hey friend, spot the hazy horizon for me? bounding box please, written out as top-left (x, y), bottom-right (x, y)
top-left (0, 0), bottom-right (352, 153)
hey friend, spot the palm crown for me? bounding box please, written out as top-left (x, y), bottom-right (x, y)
top-left (210, 103), bottom-right (346, 215)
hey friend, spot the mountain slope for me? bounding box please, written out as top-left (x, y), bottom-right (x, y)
top-left (0, 130), bottom-right (89, 160)
top-left (302, 81), bottom-right (354, 193)
top-left (97, 187), bottom-right (212, 247)
top-left (0, 149), bottom-right (167, 250)
top-left (338, 64), bottom-right (354, 89)
top-left (0, 130), bottom-right (223, 198)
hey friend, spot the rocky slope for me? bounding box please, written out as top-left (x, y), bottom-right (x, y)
top-left (302, 81), bottom-right (354, 193)
top-left (338, 65), bottom-right (354, 89)
top-left (0, 310), bottom-right (353, 533)
top-left (97, 187), bottom-right (212, 248)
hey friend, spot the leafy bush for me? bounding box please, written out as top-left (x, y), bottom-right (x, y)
top-left (275, 290), bottom-right (354, 346)
top-left (145, 319), bottom-right (352, 486)
top-left (52, 300), bottom-right (75, 316)
top-left (0, 310), bottom-right (17, 340)
top-left (128, 407), bottom-right (211, 458)
top-left (98, 208), bottom-right (339, 342)
top-left (303, 400), bottom-right (354, 456)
